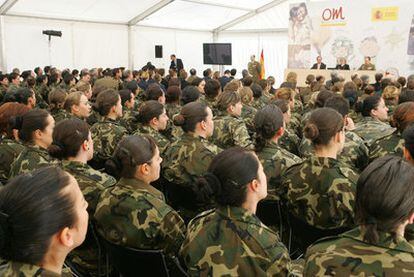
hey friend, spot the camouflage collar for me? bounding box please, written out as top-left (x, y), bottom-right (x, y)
top-left (360, 116), bottom-right (389, 126)
top-left (118, 177), bottom-right (165, 201)
top-left (26, 144), bottom-right (50, 155)
top-left (216, 205), bottom-right (262, 226)
top-left (140, 125), bottom-right (157, 135)
top-left (342, 226), bottom-right (414, 254)
top-left (308, 156), bottom-right (340, 167)
top-left (62, 160), bottom-right (89, 171)
top-left (3, 261), bottom-right (68, 276)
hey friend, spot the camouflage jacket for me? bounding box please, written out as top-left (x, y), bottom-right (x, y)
top-left (0, 139), bottom-right (25, 184)
top-left (369, 130), bottom-right (404, 162)
top-left (165, 103), bottom-right (181, 120)
top-left (50, 109), bottom-right (71, 123)
top-left (304, 226), bottom-right (414, 276)
top-left (1, 261), bottom-right (72, 276)
top-left (180, 205), bottom-right (301, 276)
top-left (299, 131), bottom-right (369, 172)
top-left (90, 118), bottom-right (127, 162)
top-left (241, 104), bottom-right (257, 136)
top-left (86, 110), bottom-right (103, 126)
top-left (251, 97), bottom-right (266, 110)
top-left (93, 76), bottom-right (119, 90)
top-left (133, 125), bottom-right (171, 155)
top-left (353, 117), bottom-right (395, 147)
top-left (10, 144), bottom-right (58, 177)
top-left (282, 156), bottom-right (358, 230)
top-left (348, 109), bottom-right (363, 124)
top-left (94, 177), bottom-right (185, 258)
top-left (120, 108), bottom-right (139, 134)
top-left (256, 141), bottom-right (302, 200)
top-left (279, 128), bottom-right (301, 156)
top-left (163, 133), bottom-right (221, 186)
top-left (201, 97), bottom-right (218, 116)
top-left (211, 113), bottom-right (253, 149)
top-left (61, 160), bottom-right (116, 214)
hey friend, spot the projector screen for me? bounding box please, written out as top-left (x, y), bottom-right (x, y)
top-left (203, 43), bottom-right (232, 65)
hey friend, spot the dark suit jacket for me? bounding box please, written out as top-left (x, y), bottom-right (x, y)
top-left (335, 64), bottom-right (350, 70)
top-left (311, 63), bottom-right (326, 69)
top-left (170, 59), bottom-right (184, 72)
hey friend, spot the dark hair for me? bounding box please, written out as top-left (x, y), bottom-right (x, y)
top-left (390, 102), bottom-right (414, 133)
top-left (195, 147), bottom-right (259, 206)
top-left (251, 83), bottom-right (262, 99)
top-left (375, 73), bottom-right (383, 83)
top-left (189, 68), bottom-right (196, 76)
top-left (63, 73), bottom-right (74, 85)
top-left (11, 109), bottom-right (50, 143)
top-left (355, 95), bottom-right (382, 117)
top-left (315, 90), bottom-right (334, 108)
top-left (119, 89), bottom-right (133, 106)
top-left (191, 77), bottom-right (204, 87)
top-left (181, 85), bottom-right (200, 105)
top-left (145, 84), bottom-right (164, 101)
top-left (0, 103), bottom-right (30, 138)
top-left (216, 91), bottom-right (241, 111)
top-left (48, 88), bottom-right (67, 112)
top-left (166, 85), bottom-right (181, 103)
top-left (0, 167), bottom-right (76, 264)
top-left (242, 76), bottom-right (253, 87)
top-left (137, 100), bottom-right (165, 125)
top-left (106, 135), bottom-right (157, 179)
top-left (304, 108), bottom-right (344, 146)
top-left (254, 105), bottom-right (284, 152)
top-left (342, 90), bottom-right (358, 108)
top-left (173, 102), bottom-right (208, 133)
top-left (403, 124), bottom-right (414, 159)
top-left (49, 119), bottom-right (89, 159)
top-left (325, 95), bottom-right (349, 117)
top-left (271, 99), bottom-right (289, 113)
top-left (93, 89), bottom-right (120, 116)
top-left (168, 78), bottom-right (180, 88)
top-left (397, 76), bottom-right (407, 87)
top-left (8, 72), bottom-right (19, 83)
top-left (203, 69), bottom-right (212, 78)
top-left (355, 156), bottom-right (414, 244)
top-left (230, 68), bottom-right (237, 76)
top-left (9, 87), bottom-right (35, 105)
top-left (205, 79), bottom-right (220, 99)
top-left (399, 90), bottom-right (414, 104)
top-left (364, 85), bottom-right (375, 95)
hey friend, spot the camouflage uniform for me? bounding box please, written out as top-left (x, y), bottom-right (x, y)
top-left (353, 117), bottom-right (395, 147)
top-left (93, 76), bottom-right (119, 90)
top-left (90, 118), bottom-right (127, 166)
top-left (256, 141), bottom-right (301, 200)
top-left (86, 110), bottom-right (103, 126)
top-left (282, 156), bottom-right (358, 230)
top-left (211, 112), bottom-right (253, 149)
top-left (120, 108), bottom-right (139, 134)
top-left (7, 83), bottom-right (19, 94)
top-left (251, 97), bottom-right (266, 110)
top-left (133, 125), bottom-right (170, 155)
top-left (180, 206), bottom-right (302, 276)
top-left (241, 104), bottom-right (257, 137)
top-left (304, 226), bottom-right (414, 276)
top-left (94, 177), bottom-right (185, 258)
top-left (201, 97), bottom-right (218, 116)
top-left (348, 109), bottom-right (362, 124)
top-left (62, 160), bottom-right (116, 275)
top-left (1, 261), bottom-right (72, 276)
top-left (163, 133), bottom-right (221, 186)
top-left (299, 131), bottom-right (369, 172)
top-left (10, 144), bottom-right (58, 178)
top-left (279, 128), bottom-right (301, 156)
top-left (369, 130), bottom-right (404, 162)
top-left (0, 139), bottom-right (25, 184)
top-left (165, 103), bottom-right (181, 120)
top-left (50, 109), bottom-right (71, 123)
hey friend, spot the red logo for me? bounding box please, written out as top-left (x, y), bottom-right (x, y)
top-left (322, 7), bottom-right (345, 21)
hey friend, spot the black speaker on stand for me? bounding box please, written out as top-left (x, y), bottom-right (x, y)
top-left (155, 45), bottom-right (163, 58)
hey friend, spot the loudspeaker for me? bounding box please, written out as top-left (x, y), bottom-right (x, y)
top-left (155, 45), bottom-right (163, 58)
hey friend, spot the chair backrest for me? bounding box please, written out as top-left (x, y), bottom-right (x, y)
top-left (100, 238), bottom-right (170, 277)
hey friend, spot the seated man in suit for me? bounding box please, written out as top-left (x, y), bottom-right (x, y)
top-left (335, 57), bottom-right (350, 70)
top-left (311, 56), bottom-right (326, 70)
top-left (170, 54), bottom-right (184, 73)
top-left (358, 56), bottom-right (376, 71)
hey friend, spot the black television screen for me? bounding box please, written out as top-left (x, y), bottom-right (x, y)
top-left (203, 43), bottom-right (232, 65)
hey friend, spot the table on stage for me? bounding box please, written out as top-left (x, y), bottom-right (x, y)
top-left (284, 69), bottom-right (377, 87)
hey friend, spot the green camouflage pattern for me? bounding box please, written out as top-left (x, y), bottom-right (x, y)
top-left (120, 108), bottom-right (139, 134)
top-left (1, 261), bottom-right (72, 276)
top-left (200, 97), bottom-right (218, 116)
top-left (6, 83), bottom-right (19, 94)
top-left (50, 109), bottom-right (71, 123)
top-left (94, 178), bottom-right (185, 258)
top-left (353, 117), bottom-right (395, 147)
top-left (299, 131), bottom-right (369, 172)
top-left (86, 110), bottom-right (103, 126)
top-left (180, 205), bottom-right (302, 276)
top-left (90, 118), bottom-right (127, 162)
top-left (304, 226), bottom-right (414, 276)
top-left (256, 141), bottom-right (302, 200)
top-left (241, 104), bottom-right (257, 137)
top-left (163, 133), bottom-right (221, 186)
top-left (93, 76), bottom-right (119, 90)
top-left (369, 130), bottom-right (404, 162)
top-left (251, 97), bottom-right (267, 110)
top-left (165, 103), bottom-right (181, 120)
top-left (348, 109), bottom-right (363, 124)
top-left (282, 157), bottom-right (358, 230)
top-left (133, 125), bottom-right (170, 155)
top-left (9, 144), bottom-right (58, 177)
top-left (279, 128), bottom-right (301, 156)
top-left (0, 139), bottom-right (25, 184)
top-left (211, 113), bottom-right (253, 149)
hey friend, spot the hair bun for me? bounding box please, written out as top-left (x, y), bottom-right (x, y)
top-left (304, 123), bottom-right (319, 140)
top-left (204, 172), bottom-right (222, 194)
top-left (173, 114), bottom-right (185, 126)
top-left (12, 115), bottom-right (23, 130)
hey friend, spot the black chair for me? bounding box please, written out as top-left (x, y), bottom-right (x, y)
top-left (100, 237), bottom-right (187, 277)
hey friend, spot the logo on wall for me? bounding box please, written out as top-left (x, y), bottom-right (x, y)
top-left (321, 6), bottom-right (346, 27)
top-left (372, 7), bottom-right (399, 22)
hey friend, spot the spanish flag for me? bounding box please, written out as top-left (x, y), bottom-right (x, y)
top-left (260, 49), bottom-right (265, 79)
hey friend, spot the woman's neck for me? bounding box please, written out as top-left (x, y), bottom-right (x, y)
top-left (314, 146), bottom-right (337, 159)
top-left (41, 252), bottom-right (65, 275)
top-left (241, 199), bottom-right (257, 214)
top-left (106, 113), bottom-right (118, 121)
top-left (67, 154), bottom-right (88, 164)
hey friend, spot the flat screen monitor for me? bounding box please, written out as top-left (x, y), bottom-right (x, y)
top-left (203, 43), bottom-right (232, 65)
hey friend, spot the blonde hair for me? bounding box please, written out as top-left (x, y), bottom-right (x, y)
top-left (239, 87), bottom-right (253, 104)
top-left (275, 87), bottom-right (295, 101)
top-left (382, 86), bottom-right (400, 101)
top-left (286, 72), bottom-right (297, 83)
